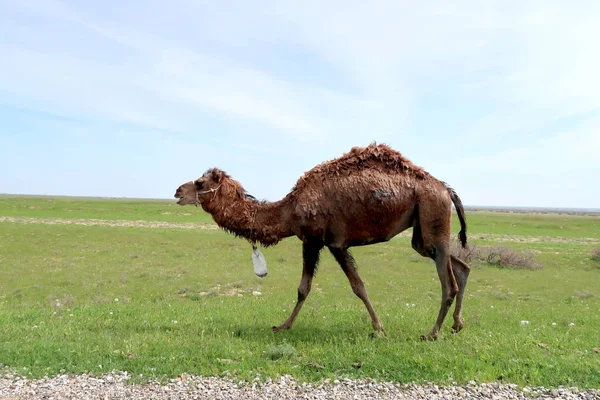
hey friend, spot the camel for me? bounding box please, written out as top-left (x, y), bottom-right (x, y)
top-left (174, 143), bottom-right (470, 340)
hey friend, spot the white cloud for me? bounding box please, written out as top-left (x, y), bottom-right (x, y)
top-left (140, 47), bottom-right (384, 142)
top-left (1, 0), bottom-right (599, 206)
top-left (436, 116), bottom-right (600, 208)
top-left (0, 0), bottom-right (391, 146)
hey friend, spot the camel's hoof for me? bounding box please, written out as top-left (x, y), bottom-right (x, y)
top-left (420, 334), bottom-right (438, 341)
top-left (451, 325), bottom-right (464, 334)
top-left (272, 325), bottom-right (289, 333)
top-left (369, 330), bottom-right (387, 339)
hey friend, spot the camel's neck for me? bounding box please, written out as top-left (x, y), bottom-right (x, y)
top-left (203, 194), bottom-right (294, 247)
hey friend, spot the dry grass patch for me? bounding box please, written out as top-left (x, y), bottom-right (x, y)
top-left (451, 239), bottom-right (543, 270)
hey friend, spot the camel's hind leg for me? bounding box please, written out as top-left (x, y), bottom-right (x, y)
top-left (421, 243), bottom-right (458, 341)
top-left (329, 247), bottom-right (384, 334)
top-left (450, 255), bottom-right (470, 333)
top-left (412, 200), bottom-right (459, 340)
top-left (413, 218), bottom-right (470, 336)
top-left (273, 241), bottom-right (323, 332)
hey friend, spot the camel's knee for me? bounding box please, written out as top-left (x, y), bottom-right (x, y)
top-left (297, 283), bottom-right (311, 302)
top-left (297, 289), bottom-right (307, 302)
top-left (349, 280), bottom-right (367, 299)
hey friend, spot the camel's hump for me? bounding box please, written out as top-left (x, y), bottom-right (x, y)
top-left (292, 143), bottom-right (427, 192)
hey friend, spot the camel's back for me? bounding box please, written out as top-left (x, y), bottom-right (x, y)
top-left (292, 143), bottom-right (428, 194)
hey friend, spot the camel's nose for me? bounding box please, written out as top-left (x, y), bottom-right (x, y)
top-left (174, 186), bottom-right (182, 198)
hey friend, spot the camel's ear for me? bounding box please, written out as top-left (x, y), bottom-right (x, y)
top-left (211, 169), bottom-right (223, 183)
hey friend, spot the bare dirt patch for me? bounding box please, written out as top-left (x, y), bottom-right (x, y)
top-left (2, 217), bottom-right (599, 245)
top-left (471, 233), bottom-right (600, 245)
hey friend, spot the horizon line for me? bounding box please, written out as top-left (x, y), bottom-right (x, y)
top-left (1, 193), bottom-right (599, 214)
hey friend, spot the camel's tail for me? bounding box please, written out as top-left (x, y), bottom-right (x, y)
top-left (445, 184), bottom-right (467, 248)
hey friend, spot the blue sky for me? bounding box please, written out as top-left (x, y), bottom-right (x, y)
top-left (1, 0), bottom-right (599, 208)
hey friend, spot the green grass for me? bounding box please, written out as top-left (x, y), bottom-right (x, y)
top-left (0, 195), bottom-right (214, 223)
top-left (466, 210), bottom-right (600, 238)
top-left (1, 195), bottom-right (599, 387)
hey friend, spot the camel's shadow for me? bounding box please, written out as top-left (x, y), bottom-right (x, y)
top-left (221, 322), bottom-right (418, 345)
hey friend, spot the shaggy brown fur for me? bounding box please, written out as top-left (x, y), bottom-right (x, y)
top-left (175, 143), bottom-right (470, 340)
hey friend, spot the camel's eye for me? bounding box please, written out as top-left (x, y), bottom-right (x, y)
top-left (194, 181), bottom-right (204, 190)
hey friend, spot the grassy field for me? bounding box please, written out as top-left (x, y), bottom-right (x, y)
top-left (1, 195), bottom-right (599, 387)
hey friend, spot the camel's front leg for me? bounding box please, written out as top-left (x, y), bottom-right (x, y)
top-left (273, 241), bottom-right (323, 332)
top-left (329, 247), bottom-right (385, 335)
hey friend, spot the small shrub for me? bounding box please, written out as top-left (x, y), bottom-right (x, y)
top-left (450, 239), bottom-right (481, 264)
top-left (490, 291), bottom-right (512, 300)
top-left (451, 240), bottom-right (543, 270)
top-left (481, 245), bottom-right (542, 269)
top-left (266, 342), bottom-right (297, 360)
top-left (573, 290), bottom-right (594, 299)
top-left (592, 248), bottom-right (600, 262)
top-left (177, 286), bottom-right (192, 295)
top-left (62, 295), bottom-right (75, 308)
top-left (93, 295), bottom-right (110, 304)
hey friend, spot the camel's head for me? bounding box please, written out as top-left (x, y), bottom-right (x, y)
top-left (174, 168), bottom-right (224, 206)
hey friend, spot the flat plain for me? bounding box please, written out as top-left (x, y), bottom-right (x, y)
top-left (0, 195), bottom-right (599, 388)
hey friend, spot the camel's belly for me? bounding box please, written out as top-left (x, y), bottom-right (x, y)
top-left (342, 208), bottom-right (415, 247)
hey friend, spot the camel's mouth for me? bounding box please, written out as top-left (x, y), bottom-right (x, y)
top-left (174, 190), bottom-right (199, 206)
top-left (174, 190), bottom-right (188, 205)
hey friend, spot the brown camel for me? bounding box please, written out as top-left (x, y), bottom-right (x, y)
top-left (174, 143), bottom-right (470, 340)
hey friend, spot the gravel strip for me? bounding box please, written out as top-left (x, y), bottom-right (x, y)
top-left (1, 372), bottom-right (598, 400)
